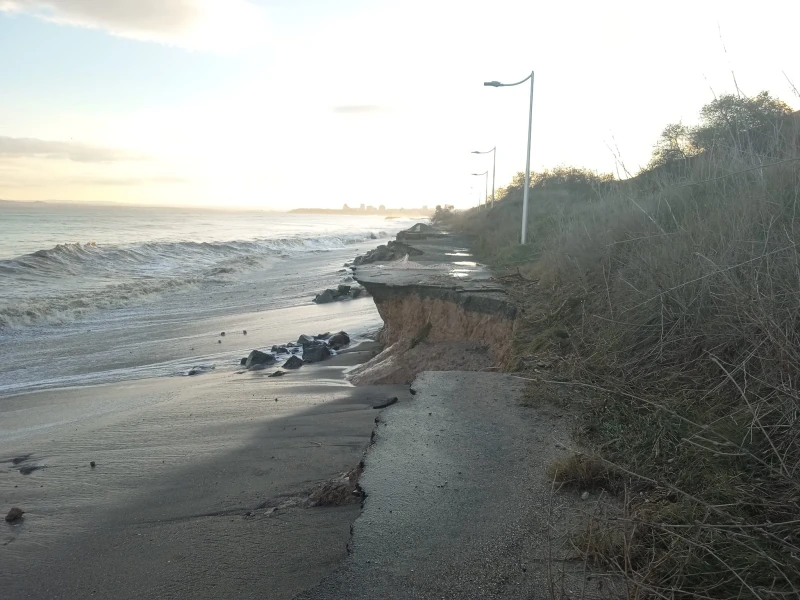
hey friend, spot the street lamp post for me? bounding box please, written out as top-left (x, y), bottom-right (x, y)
top-left (471, 147), bottom-right (496, 207)
top-left (484, 71), bottom-right (534, 244)
top-left (471, 171), bottom-right (488, 209)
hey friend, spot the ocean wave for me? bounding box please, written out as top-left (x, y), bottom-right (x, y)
top-left (0, 229), bottom-right (389, 329)
top-left (0, 277), bottom-right (201, 329)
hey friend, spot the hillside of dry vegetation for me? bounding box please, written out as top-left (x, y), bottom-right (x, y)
top-left (440, 93), bottom-right (800, 599)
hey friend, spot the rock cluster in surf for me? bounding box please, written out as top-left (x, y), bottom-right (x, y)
top-left (238, 331), bottom-right (351, 373)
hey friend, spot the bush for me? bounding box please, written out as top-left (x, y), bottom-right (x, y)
top-left (449, 91), bottom-right (800, 598)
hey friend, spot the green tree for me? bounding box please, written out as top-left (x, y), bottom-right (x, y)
top-left (648, 122), bottom-right (699, 169)
top-left (692, 91), bottom-right (793, 156)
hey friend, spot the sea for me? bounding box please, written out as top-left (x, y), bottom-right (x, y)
top-left (0, 201), bottom-right (413, 397)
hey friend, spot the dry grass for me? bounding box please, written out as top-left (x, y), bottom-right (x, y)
top-left (548, 453), bottom-right (621, 495)
top-left (451, 109), bottom-right (800, 598)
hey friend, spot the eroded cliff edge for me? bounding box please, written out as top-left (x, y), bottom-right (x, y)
top-left (347, 227), bottom-right (517, 385)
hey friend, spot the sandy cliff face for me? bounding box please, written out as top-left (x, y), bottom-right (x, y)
top-left (349, 283), bottom-right (516, 386)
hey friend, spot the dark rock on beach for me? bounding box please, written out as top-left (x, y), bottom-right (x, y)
top-left (328, 331), bottom-right (350, 347)
top-left (312, 283), bottom-right (367, 304)
top-left (240, 357), bottom-right (247, 366)
top-left (19, 465), bottom-right (44, 475)
top-left (297, 334), bottom-right (314, 345)
top-left (5, 507), bottom-right (24, 522)
top-left (314, 289), bottom-right (336, 304)
top-left (245, 350), bottom-right (276, 369)
top-left (282, 355), bottom-right (303, 369)
top-left (268, 371), bottom-right (286, 378)
top-left (315, 332), bottom-right (332, 340)
top-left (303, 343), bottom-right (331, 363)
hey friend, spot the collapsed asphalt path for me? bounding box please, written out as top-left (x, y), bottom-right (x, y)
top-left (299, 371), bottom-right (603, 599)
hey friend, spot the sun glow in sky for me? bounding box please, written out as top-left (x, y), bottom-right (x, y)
top-left (0, 0), bottom-right (798, 209)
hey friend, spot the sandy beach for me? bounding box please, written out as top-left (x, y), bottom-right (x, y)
top-left (1, 340), bottom-right (408, 599)
top-left (0, 219), bottom-right (414, 599)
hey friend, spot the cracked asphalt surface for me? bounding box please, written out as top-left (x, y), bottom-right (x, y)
top-left (299, 371), bottom-right (602, 599)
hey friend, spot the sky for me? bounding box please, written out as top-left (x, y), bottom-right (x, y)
top-left (0, 0), bottom-right (798, 210)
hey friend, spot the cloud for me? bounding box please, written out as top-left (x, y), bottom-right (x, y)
top-left (332, 105), bottom-right (390, 115)
top-left (0, 136), bottom-right (148, 162)
top-left (0, 0), bottom-right (267, 50)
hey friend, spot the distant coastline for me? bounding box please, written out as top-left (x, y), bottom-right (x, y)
top-left (290, 206), bottom-right (434, 218)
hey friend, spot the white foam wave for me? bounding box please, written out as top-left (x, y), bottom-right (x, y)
top-left (0, 229), bottom-right (389, 329)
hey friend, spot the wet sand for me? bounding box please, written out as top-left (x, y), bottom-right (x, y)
top-left (1, 344), bottom-right (406, 599)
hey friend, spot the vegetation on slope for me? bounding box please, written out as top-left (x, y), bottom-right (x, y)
top-left (441, 92), bottom-right (800, 599)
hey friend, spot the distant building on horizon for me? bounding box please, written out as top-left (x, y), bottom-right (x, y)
top-left (378, 204), bottom-right (386, 211)
top-left (359, 203), bottom-right (365, 211)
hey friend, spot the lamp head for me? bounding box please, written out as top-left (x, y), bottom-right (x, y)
top-left (483, 81), bottom-right (502, 87)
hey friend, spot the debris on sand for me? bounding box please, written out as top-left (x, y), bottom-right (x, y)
top-left (309, 464), bottom-right (365, 507)
top-left (373, 397), bottom-right (398, 409)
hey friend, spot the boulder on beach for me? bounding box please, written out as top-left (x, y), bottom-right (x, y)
top-left (282, 355), bottom-right (304, 369)
top-left (5, 507), bottom-right (24, 522)
top-left (337, 284), bottom-right (351, 296)
top-left (349, 287), bottom-right (363, 299)
top-left (328, 331), bottom-right (350, 347)
top-left (315, 332), bottom-right (331, 340)
top-left (297, 334), bottom-right (314, 345)
top-left (268, 371), bottom-right (286, 378)
top-left (245, 349), bottom-right (276, 369)
top-left (314, 289), bottom-right (336, 304)
top-left (240, 357), bottom-right (247, 366)
top-left (303, 343), bottom-right (331, 363)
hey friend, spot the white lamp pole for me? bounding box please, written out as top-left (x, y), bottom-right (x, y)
top-left (471, 147), bottom-right (496, 207)
top-left (484, 71), bottom-right (534, 243)
top-left (471, 171), bottom-right (488, 208)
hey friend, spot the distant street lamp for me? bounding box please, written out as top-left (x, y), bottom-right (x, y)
top-left (484, 71), bottom-right (534, 243)
top-left (471, 147), bottom-right (496, 207)
top-left (471, 171), bottom-right (488, 209)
